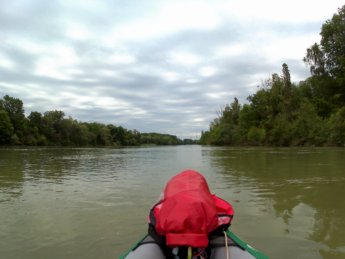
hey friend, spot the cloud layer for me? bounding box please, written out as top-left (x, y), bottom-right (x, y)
top-left (1, 0), bottom-right (344, 138)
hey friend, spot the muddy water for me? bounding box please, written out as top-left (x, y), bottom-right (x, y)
top-left (0, 146), bottom-right (344, 258)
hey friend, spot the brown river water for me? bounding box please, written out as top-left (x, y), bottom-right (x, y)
top-left (0, 146), bottom-right (344, 259)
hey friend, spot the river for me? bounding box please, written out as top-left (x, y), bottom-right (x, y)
top-left (0, 146), bottom-right (344, 259)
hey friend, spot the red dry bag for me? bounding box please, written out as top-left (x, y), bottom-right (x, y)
top-left (149, 170), bottom-right (234, 248)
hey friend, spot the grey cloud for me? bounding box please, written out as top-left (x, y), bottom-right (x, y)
top-left (0, 1), bottom-right (65, 41)
top-left (0, 45), bottom-right (37, 71)
top-left (0, 1), bottom-right (321, 138)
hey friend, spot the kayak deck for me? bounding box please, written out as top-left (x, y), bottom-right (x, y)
top-left (120, 229), bottom-right (268, 259)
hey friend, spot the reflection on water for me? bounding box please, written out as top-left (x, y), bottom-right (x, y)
top-left (208, 147), bottom-right (345, 259)
top-left (0, 146), bottom-right (344, 259)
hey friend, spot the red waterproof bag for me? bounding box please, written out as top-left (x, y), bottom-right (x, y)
top-left (149, 170), bottom-right (234, 248)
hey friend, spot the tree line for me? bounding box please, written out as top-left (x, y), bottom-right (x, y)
top-left (0, 95), bottom-right (196, 146)
top-left (200, 5), bottom-right (345, 147)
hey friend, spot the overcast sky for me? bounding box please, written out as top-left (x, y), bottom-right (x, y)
top-left (0, 0), bottom-right (343, 139)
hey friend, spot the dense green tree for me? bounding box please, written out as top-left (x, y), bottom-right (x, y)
top-left (108, 125), bottom-right (126, 145)
top-left (200, 63), bottom-right (331, 146)
top-left (219, 98), bottom-right (241, 144)
top-left (0, 110), bottom-right (14, 144)
top-left (247, 126), bottom-right (266, 146)
top-left (0, 95), bottom-right (26, 143)
top-left (68, 121), bottom-right (89, 146)
top-left (199, 130), bottom-right (211, 145)
top-left (127, 129), bottom-right (141, 146)
top-left (0, 95), bottom-right (186, 147)
top-left (282, 63), bottom-right (291, 88)
top-left (303, 43), bottom-right (327, 76)
top-left (86, 122), bottom-right (111, 146)
top-left (247, 88), bottom-right (273, 127)
top-left (201, 98), bottom-right (245, 145)
top-left (327, 107), bottom-right (345, 146)
top-left (28, 111), bottom-right (43, 133)
top-left (140, 133), bottom-right (180, 145)
top-left (182, 139), bottom-right (197, 145)
top-left (207, 121), bottom-right (222, 145)
top-left (41, 110), bottom-right (65, 144)
top-left (290, 100), bottom-right (325, 146)
top-left (25, 111), bottom-right (43, 145)
top-left (58, 118), bottom-right (74, 145)
top-left (303, 5), bottom-right (345, 106)
top-left (320, 6), bottom-right (345, 80)
top-left (299, 77), bottom-right (338, 118)
top-left (268, 113), bottom-right (292, 146)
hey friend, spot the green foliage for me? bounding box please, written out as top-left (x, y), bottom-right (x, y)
top-left (199, 130), bottom-right (211, 145)
top-left (69, 122), bottom-right (89, 146)
top-left (0, 95), bottom-right (26, 143)
top-left (200, 98), bottom-right (243, 145)
top-left (320, 6), bottom-right (345, 79)
top-left (201, 60), bottom-right (345, 146)
top-left (303, 43), bottom-right (326, 76)
top-left (140, 133), bottom-right (180, 145)
top-left (327, 107), bottom-right (345, 146)
top-left (0, 95), bottom-right (186, 147)
top-left (268, 113), bottom-right (292, 146)
top-left (247, 126), bottom-right (266, 145)
top-left (303, 5), bottom-right (345, 106)
top-left (202, 6), bottom-right (345, 147)
top-left (282, 63), bottom-right (291, 88)
top-left (41, 110), bottom-right (65, 144)
top-left (107, 125), bottom-right (141, 146)
top-left (182, 139), bottom-right (197, 145)
top-left (85, 122), bottom-right (112, 146)
top-left (0, 110), bottom-right (14, 144)
top-left (290, 100), bottom-right (325, 146)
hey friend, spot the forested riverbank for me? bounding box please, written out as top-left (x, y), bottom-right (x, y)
top-left (0, 95), bottom-right (196, 147)
top-left (200, 6), bottom-right (345, 147)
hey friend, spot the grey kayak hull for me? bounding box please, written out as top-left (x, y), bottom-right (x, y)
top-left (121, 230), bottom-right (268, 259)
top-left (125, 242), bottom-right (255, 259)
